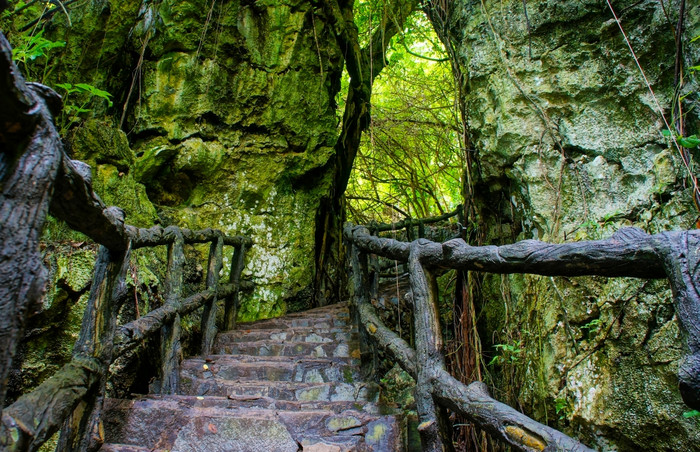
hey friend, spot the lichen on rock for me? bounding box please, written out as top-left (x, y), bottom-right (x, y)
top-left (445, 0), bottom-right (700, 449)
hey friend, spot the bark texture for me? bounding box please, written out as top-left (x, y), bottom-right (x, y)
top-left (0, 32), bottom-right (62, 416)
top-left (346, 223), bottom-right (700, 450)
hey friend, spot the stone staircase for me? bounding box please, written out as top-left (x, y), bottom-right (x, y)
top-left (100, 303), bottom-right (405, 451)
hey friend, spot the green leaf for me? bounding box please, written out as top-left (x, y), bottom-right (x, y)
top-left (75, 83), bottom-right (113, 107)
top-left (55, 82), bottom-right (79, 94)
top-left (683, 410), bottom-right (700, 418)
top-left (679, 135), bottom-right (700, 149)
top-left (661, 129), bottom-right (672, 137)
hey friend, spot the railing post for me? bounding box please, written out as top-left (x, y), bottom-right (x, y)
top-left (223, 243), bottom-right (247, 331)
top-left (201, 234), bottom-right (224, 356)
top-left (405, 218), bottom-right (414, 241)
top-left (349, 241), bottom-right (377, 378)
top-left (57, 244), bottom-right (131, 452)
top-left (158, 229), bottom-right (184, 394)
top-left (409, 239), bottom-right (453, 452)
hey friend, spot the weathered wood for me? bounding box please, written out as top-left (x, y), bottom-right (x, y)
top-left (371, 207), bottom-right (460, 233)
top-left (355, 300), bottom-right (418, 375)
top-left (651, 231), bottom-right (700, 409)
top-left (224, 243), bottom-right (247, 331)
top-left (201, 236), bottom-right (224, 355)
top-left (58, 245), bottom-right (130, 452)
top-left (432, 374), bottom-right (595, 452)
top-left (349, 245), bottom-right (378, 378)
top-left (409, 241), bottom-right (451, 452)
top-left (130, 225), bottom-right (252, 249)
top-left (113, 284), bottom-right (236, 357)
top-left (0, 359), bottom-right (100, 452)
top-left (1, 31), bottom-right (258, 452)
top-left (353, 286), bottom-right (595, 452)
top-left (0, 32), bottom-right (63, 420)
top-left (344, 224), bottom-right (410, 261)
top-left (1, 246), bottom-right (130, 452)
top-left (369, 253), bottom-right (380, 301)
top-left (159, 231), bottom-right (185, 394)
top-left (50, 157), bottom-right (131, 252)
top-left (438, 227), bottom-right (666, 279)
top-left (348, 223), bottom-right (700, 409)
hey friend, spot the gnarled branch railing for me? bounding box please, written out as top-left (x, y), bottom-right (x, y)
top-left (344, 222), bottom-right (700, 452)
top-left (0, 32), bottom-right (253, 452)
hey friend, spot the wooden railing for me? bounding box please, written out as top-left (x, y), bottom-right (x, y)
top-left (0, 33), bottom-right (253, 452)
top-left (344, 221), bottom-right (700, 452)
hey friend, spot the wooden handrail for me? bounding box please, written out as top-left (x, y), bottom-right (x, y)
top-left (368, 206), bottom-right (461, 233)
top-left (345, 221), bottom-right (700, 451)
top-left (0, 31), bottom-right (255, 452)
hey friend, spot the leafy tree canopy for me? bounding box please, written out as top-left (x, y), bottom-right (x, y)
top-left (346, 5), bottom-right (463, 223)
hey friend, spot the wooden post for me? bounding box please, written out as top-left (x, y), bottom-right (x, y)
top-left (409, 240), bottom-right (452, 452)
top-left (350, 244), bottom-right (376, 378)
top-left (158, 230), bottom-right (184, 394)
top-left (57, 244), bottom-right (131, 452)
top-left (201, 235), bottom-right (223, 356)
top-left (369, 253), bottom-right (380, 301)
top-left (0, 33), bottom-right (63, 417)
top-left (223, 243), bottom-right (247, 331)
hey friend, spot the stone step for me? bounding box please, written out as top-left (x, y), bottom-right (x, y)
top-left (279, 305), bottom-right (350, 318)
top-left (235, 315), bottom-right (352, 330)
top-left (110, 394), bottom-right (390, 415)
top-left (181, 355), bottom-right (363, 384)
top-left (213, 339), bottom-right (360, 358)
top-left (101, 446), bottom-right (164, 452)
top-left (101, 397), bottom-right (402, 452)
top-left (180, 376), bottom-right (379, 402)
top-left (217, 326), bottom-right (356, 344)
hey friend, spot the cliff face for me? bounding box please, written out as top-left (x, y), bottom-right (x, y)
top-left (2, 0), bottom-right (346, 401)
top-left (444, 0), bottom-right (700, 449)
top-left (8, 0), bottom-right (344, 319)
top-left (122, 0), bottom-right (344, 320)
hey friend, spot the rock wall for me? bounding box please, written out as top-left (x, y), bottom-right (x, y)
top-left (2, 0), bottom-right (345, 400)
top-left (444, 0), bottom-right (700, 449)
top-left (4, 0), bottom-right (344, 319)
top-left (123, 0), bottom-right (344, 320)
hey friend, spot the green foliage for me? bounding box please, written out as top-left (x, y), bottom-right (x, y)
top-left (347, 10), bottom-right (463, 223)
top-left (10, 29), bottom-right (64, 82)
top-left (575, 210), bottom-right (623, 240)
top-left (554, 397), bottom-right (572, 421)
top-left (684, 410), bottom-right (700, 426)
top-left (662, 129), bottom-right (700, 149)
top-left (11, 29), bottom-right (65, 64)
top-left (488, 340), bottom-right (523, 366)
top-left (581, 318), bottom-right (601, 340)
top-left (53, 82), bottom-right (113, 133)
top-left (4, 6), bottom-right (113, 133)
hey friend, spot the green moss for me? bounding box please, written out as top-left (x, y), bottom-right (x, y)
top-left (343, 367), bottom-right (354, 384)
top-left (379, 364), bottom-right (415, 410)
top-left (54, 250), bottom-right (95, 294)
top-left (68, 119), bottom-right (134, 169)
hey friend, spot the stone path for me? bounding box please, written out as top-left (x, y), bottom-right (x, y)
top-left (100, 303), bottom-right (404, 451)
